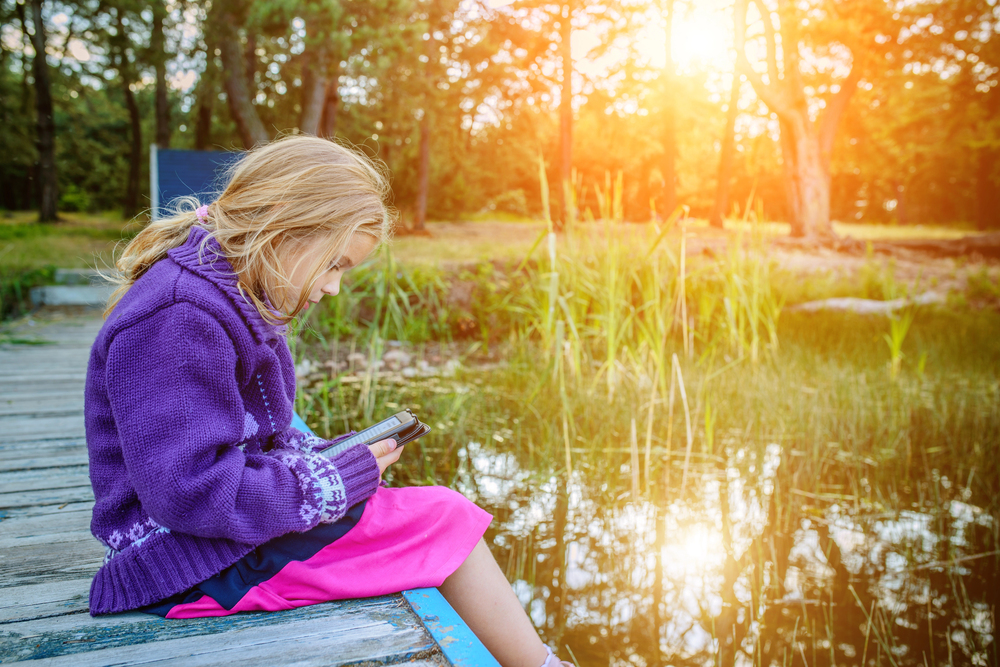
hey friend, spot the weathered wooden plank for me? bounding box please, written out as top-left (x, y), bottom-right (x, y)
top-left (0, 345), bottom-right (90, 355)
top-left (0, 374), bottom-right (87, 385)
top-left (0, 500), bottom-right (94, 521)
top-left (0, 597), bottom-right (436, 665)
top-left (0, 538), bottom-right (103, 589)
top-left (0, 338), bottom-right (94, 349)
top-left (0, 389), bottom-right (85, 403)
top-left (0, 505), bottom-right (91, 539)
top-left (0, 417), bottom-right (86, 443)
top-left (0, 404), bottom-right (82, 419)
top-left (0, 436), bottom-right (85, 452)
top-left (0, 485), bottom-right (94, 510)
top-left (0, 358), bottom-right (88, 371)
top-left (0, 453), bottom-right (89, 472)
top-left (0, 465), bottom-right (90, 494)
top-left (0, 320), bottom-right (101, 337)
top-left (0, 446), bottom-right (86, 466)
top-left (0, 529), bottom-right (93, 552)
top-left (0, 389), bottom-right (85, 404)
top-left (0, 368), bottom-right (84, 377)
top-left (0, 579), bottom-right (92, 623)
top-left (0, 400), bottom-right (83, 416)
top-left (0, 369), bottom-right (86, 379)
top-left (1, 413), bottom-right (85, 431)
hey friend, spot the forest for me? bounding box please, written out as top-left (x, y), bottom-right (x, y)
top-left (2, 0), bottom-right (998, 234)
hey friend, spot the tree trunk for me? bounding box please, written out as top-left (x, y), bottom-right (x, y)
top-left (29, 0), bottom-right (58, 222)
top-left (244, 32), bottom-right (257, 92)
top-left (122, 78), bottom-right (142, 219)
top-left (778, 118), bottom-right (802, 231)
top-left (16, 2), bottom-right (31, 115)
top-left (152, 2), bottom-right (171, 148)
top-left (895, 181), bottom-right (908, 225)
top-left (194, 45), bottom-right (217, 150)
top-left (789, 114), bottom-right (831, 237)
top-left (660, 0), bottom-right (677, 218)
top-left (299, 45), bottom-right (328, 135)
top-left (558, 0), bottom-right (573, 227)
top-left (414, 112), bottom-right (431, 232)
top-left (320, 76), bottom-right (340, 138)
top-left (218, 18), bottom-right (268, 148)
top-left (114, 12), bottom-right (141, 220)
top-left (735, 0), bottom-right (849, 240)
top-left (976, 89), bottom-right (1000, 230)
top-left (710, 73), bottom-right (741, 228)
top-left (976, 148), bottom-right (999, 230)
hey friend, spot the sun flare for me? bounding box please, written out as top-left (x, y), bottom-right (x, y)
top-left (635, 2), bottom-right (732, 72)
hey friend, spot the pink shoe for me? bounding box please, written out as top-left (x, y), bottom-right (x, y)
top-left (539, 646), bottom-right (574, 667)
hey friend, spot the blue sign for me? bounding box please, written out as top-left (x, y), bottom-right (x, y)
top-left (150, 145), bottom-right (243, 220)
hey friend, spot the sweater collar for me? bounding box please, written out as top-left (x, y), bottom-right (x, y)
top-left (168, 225), bottom-right (286, 342)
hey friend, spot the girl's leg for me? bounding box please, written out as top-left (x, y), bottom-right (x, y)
top-left (438, 538), bottom-right (550, 667)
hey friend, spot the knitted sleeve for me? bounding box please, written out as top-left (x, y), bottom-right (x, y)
top-left (104, 302), bottom-right (380, 542)
top-left (271, 427), bottom-right (357, 454)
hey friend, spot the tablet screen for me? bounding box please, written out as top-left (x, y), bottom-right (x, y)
top-left (333, 415), bottom-right (403, 449)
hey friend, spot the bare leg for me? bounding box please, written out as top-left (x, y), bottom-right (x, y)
top-left (438, 538), bottom-right (550, 667)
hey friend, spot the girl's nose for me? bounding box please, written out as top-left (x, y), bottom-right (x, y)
top-left (322, 276), bottom-right (341, 297)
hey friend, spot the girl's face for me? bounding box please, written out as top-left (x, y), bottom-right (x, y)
top-left (282, 233), bottom-right (377, 313)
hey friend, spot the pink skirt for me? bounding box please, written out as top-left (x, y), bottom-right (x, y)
top-left (141, 486), bottom-right (493, 619)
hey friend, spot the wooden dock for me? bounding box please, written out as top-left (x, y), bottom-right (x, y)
top-left (0, 311), bottom-right (498, 666)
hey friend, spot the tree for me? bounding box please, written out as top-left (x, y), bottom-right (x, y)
top-left (917, 0), bottom-right (1000, 229)
top-left (558, 0), bottom-right (573, 224)
top-left (710, 72), bottom-right (742, 228)
top-left (28, 0), bottom-right (58, 221)
top-left (105, 3), bottom-right (143, 219)
top-left (213, 0), bottom-right (268, 147)
top-left (659, 0), bottom-right (676, 218)
top-left (489, 0), bottom-right (630, 225)
top-left (734, 0), bottom-right (888, 238)
top-left (193, 39), bottom-right (217, 150)
top-left (150, 1), bottom-right (170, 148)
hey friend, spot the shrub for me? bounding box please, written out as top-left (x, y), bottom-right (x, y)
top-left (485, 189), bottom-right (530, 218)
top-left (59, 184), bottom-right (93, 212)
top-left (0, 266), bottom-right (55, 321)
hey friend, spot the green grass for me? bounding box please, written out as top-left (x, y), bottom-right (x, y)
top-left (0, 211), bottom-right (140, 321)
top-left (0, 210), bottom-right (136, 271)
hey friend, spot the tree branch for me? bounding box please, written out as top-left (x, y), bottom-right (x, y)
top-left (735, 0), bottom-right (793, 119)
top-left (750, 0), bottom-right (779, 85)
top-left (818, 65), bottom-right (861, 171)
top-left (774, 0), bottom-right (804, 93)
top-left (736, 53), bottom-right (793, 118)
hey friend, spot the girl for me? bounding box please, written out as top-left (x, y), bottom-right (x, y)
top-left (85, 136), bottom-right (571, 667)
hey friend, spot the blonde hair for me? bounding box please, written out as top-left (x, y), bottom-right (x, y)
top-left (105, 135), bottom-right (395, 324)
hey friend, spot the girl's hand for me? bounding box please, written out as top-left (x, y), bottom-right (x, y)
top-left (369, 438), bottom-right (402, 477)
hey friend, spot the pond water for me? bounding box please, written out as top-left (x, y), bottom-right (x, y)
top-left (449, 439), bottom-right (999, 666)
top-left (297, 346), bottom-right (1000, 666)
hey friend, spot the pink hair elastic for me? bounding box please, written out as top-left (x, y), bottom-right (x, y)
top-left (196, 204), bottom-right (210, 223)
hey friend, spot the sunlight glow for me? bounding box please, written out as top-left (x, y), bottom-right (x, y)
top-left (575, 0), bottom-right (734, 83)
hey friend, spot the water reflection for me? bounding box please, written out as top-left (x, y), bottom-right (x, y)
top-left (456, 441), bottom-right (999, 665)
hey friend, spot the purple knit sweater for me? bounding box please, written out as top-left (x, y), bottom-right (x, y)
top-left (84, 225), bottom-right (380, 616)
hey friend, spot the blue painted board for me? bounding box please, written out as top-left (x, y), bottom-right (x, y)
top-left (403, 589), bottom-right (502, 667)
top-left (151, 146), bottom-right (243, 219)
